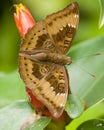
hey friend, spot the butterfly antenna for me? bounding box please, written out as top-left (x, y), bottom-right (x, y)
top-left (74, 52), bottom-right (103, 60)
top-left (70, 52), bottom-right (103, 78)
top-left (71, 61), bottom-right (97, 79)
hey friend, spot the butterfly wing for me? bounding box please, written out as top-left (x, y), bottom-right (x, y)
top-left (44, 2), bottom-right (79, 54)
top-left (20, 22), bottom-right (59, 53)
top-left (29, 65), bottom-right (69, 118)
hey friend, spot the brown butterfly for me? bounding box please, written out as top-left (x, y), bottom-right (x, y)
top-left (19, 2), bottom-right (79, 119)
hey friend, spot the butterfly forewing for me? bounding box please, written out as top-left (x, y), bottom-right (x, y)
top-left (44, 2), bottom-right (79, 53)
top-left (20, 22), bottom-right (59, 53)
top-left (29, 66), bottom-right (69, 118)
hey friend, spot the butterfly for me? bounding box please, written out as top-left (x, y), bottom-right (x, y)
top-left (19, 2), bottom-right (79, 119)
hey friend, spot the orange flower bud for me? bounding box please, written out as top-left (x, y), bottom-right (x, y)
top-left (14, 3), bottom-right (36, 38)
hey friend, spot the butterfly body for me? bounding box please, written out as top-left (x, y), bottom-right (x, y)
top-left (19, 50), bottom-right (72, 65)
top-left (19, 2), bottom-right (79, 118)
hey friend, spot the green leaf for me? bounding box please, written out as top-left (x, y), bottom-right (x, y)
top-left (77, 119), bottom-right (104, 130)
top-left (99, 0), bottom-right (104, 28)
top-left (0, 100), bottom-right (32, 130)
top-left (67, 36), bottom-right (104, 107)
top-left (45, 119), bottom-right (67, 130)
top-left (0, 100), bottom-right (51, 130)
top-left (0, 71), bottom-right (26, 108)
top-left (24, 117), bottom-right (51, 130)
top-left (65, 95), bottom-right (84, 119)
top-left (66, 99), bottom-right (104, 130)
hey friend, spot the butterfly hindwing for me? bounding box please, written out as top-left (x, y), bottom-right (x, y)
top-left (44, 2), bottom-right (79, 53)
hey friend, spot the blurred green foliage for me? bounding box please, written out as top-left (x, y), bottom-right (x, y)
top-left (0, 0), bottom-right (19, 72)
